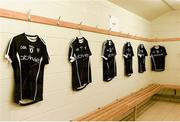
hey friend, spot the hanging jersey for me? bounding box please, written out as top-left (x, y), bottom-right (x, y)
top-left (137, 44), bottom-right (148, 73)
top-left (150, 45), bottom-right (167, 71)
top-left (102, 40), bottom-right (117, 81)
top-left (68, 37), bottom-right (92, 91)
top-left (123, 42), bottom-right (134, 76)
top-left (5, 33), bottom-right (49, 105)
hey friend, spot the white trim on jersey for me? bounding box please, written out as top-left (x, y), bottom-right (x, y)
top-left (34, 57), bottom-right (43, 100)
top-left (40, 37), bottom-right (50, 64)
top-left (106, 62), bottom-right (110, 71)
top-left (102, 41), bottom-right (108, 60)
top-left (5, 37), bottom-right (14, 63)
top-left (39, 37), bottom-right (46, 45)
top-left (138, 54), bottom-right (142, 57)
top-left (69, 38), bottom-right (77, 63)
top-left (77, 84), bottom-right (87, 90)
top-left (101, 56), bottom-right (108, 60)
top-left (70, 45), bottom-right (75, 62)
top-left (123, 54), bottom-right (128, 58)
top-left (16, 52), bottom-right (23, 102)
top-left (151, 55), bottom-right (157, 70)
top-left (75, 59), bottom-right (82, 87)
top-left (5, 55), bottom-right (12, 63)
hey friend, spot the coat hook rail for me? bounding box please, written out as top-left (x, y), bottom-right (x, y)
top-left (0, 8), bottom-right (179, 42)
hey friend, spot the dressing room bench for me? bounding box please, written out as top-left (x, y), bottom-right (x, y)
top-left (75, 84), bottom-right (162, 121)
top-left (75, 84), bottom-right (180, 121)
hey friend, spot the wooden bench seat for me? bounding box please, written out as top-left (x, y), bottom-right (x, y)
top-left (162, 84), bottom-right (180, 90)
top-left (75, 84), bottom-right (162, 121)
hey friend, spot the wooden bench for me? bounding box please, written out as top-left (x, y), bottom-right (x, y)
top-left (153, 84), bottom-right (180, 102)
top-left (75, 84), bottom-right (162, 121)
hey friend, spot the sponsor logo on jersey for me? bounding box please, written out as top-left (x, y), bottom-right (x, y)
top-left (29, 45), bottom-right (35, 53)
top-left (127, 48), bottom-right (131, 52)
top-left (107, 53), bottom-right (115, 58)
top-left (76, 54), bottom-right (89, 59)
top-left (20, 55), bottom-right (40, 63)
top-left (20, 45), bottom-right (27, 50)
top-left (153, 53), bottom-right (163, 56)
top-left (37, 48), bottom-right (40, 53)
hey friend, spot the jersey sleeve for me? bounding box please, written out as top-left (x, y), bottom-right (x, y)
top-left (5, 38), bottom-right (16, 63)
top-left (123, 44), bottom-right (127, 57)
top-left (114, 43), bottom-right (117, 56)
top-left (163, 47), bottom-right (167, 55)
top-left (137, 47), bottom-right (141, 57)
top-left (150, 48), bottom-right (153, 56)
top-left (131, 46), bottom-right (134, 56)
top-left (68, 43), bottom-right (75, 63)
top-left (144, 48), bottom-right (148, 56)
top-left (102, 42), bottom-right (108, 60)
top-left (42, 45), bottom-right (49, 64)
top-left (86, 41), bottom-right (92, 56)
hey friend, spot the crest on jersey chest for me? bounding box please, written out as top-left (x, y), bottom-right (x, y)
top-left (140, 50), bottom-right (144, 53)
top-left (76, 48), bottom-right (80, 52)
top-left (29, 45), bottom-right (35, 53)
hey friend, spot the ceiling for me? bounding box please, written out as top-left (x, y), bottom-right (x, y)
top-left (109, 0), bottom-right (180, 20)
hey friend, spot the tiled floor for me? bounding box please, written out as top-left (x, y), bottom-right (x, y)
top-left (137, 101), bottom-right (180, 121)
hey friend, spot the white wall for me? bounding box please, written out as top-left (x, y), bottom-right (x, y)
top-left (151, 10), bottom-right (180, 38)
top-left (0, 0), bottom-right (153, 121)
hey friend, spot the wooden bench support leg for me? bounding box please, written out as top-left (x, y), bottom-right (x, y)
top-left (133, 106), bottom-right (137, 121)
top-left (174, 89), bottom-right (177, 96)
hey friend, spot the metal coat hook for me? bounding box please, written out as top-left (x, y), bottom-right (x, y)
top-left (108, 28), bottom-right (111, 35)
top-left (57, 16), bottom-right (61, 25)
top-left (107, 27), bottom-right (111, 40)
top-left (77, 21), bottom-right (83, 37)
top-left (96, 25), bottom-right (98, 29)
top-left (78, 21), bottom-right (83, 30)
top-left (27, 10), bottom-right (31, 21)
top-left (127, 33), bottom-right (131, 38)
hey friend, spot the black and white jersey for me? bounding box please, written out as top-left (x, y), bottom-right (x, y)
top-left (5, 33), bottom-right (49, 105)
top-left (123, 42), bottom-right (134, 76)
top-left (137, 44), bottom-right (148, 73)
top-left (68, 37), bottom-right (92, 91)
top-left (102, 40), bottom-right (117, 82)
top-left (150, 45), bottom-right (167, 71)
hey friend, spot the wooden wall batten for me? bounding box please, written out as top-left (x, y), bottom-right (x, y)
top-left (0, 8), bottom-right (179, 42)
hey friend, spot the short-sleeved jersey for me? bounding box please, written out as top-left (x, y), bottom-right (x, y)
top-left (137, 44), bottom-right (148, 73)
top-left (5, 33), bottom-right (49, 105)
top-left (123, 42), bottom-right (134, 76)
top-left (150, 45), bottom-right (167, 71)
top-left (102, 40), bottom-right (117, 81)
top-left (68, 37), bottom-right (92, 91)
